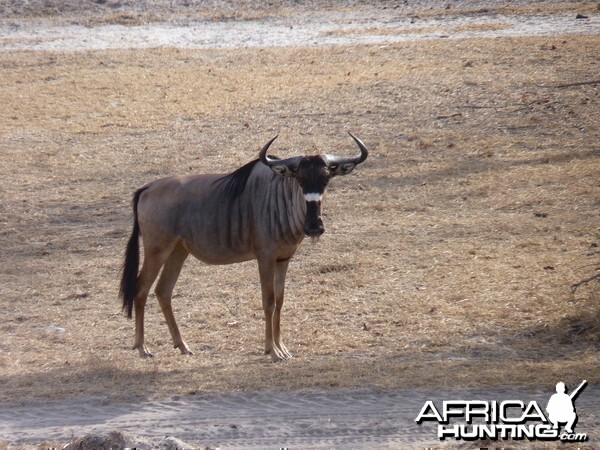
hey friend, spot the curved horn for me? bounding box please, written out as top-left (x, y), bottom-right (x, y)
top-left (258, 135), bottom-right (303, 170)
top-left (258, 135), bottom-right (279, 167)
top-left (324, 132), bottom-right (369, 166)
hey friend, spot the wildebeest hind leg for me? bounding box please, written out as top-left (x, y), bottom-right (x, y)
top-left (155, 242), bottom-right (193, 355)
top-left (133, 244), bottom-right (175, 357)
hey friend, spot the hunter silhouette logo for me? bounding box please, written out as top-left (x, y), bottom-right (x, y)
top-left (415, 380), bottom-right (589, 442)
top-left (546, 380), bottom-right (586, 435)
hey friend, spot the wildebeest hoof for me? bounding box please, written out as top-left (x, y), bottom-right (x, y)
top-left (277, 343), bottom-right (293, 360)
top-left (135, 344), bottom-right (154, 358)
top-left (270, 352), bottom-right (285, 363)
top-left (269, 346), bottom-right (292, 363)
top-left (175, 342), bottom-right (194, 356)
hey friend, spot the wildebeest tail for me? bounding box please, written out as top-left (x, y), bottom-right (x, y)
top-left (119, 187), bottom-right (146, 319)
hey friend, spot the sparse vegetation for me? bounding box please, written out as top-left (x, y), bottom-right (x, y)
top-left (0, 1), bottom-right (599, 409)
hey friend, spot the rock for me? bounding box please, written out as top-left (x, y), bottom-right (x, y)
top-left (63, 431), bottom-right (132, 450)
top-left (159, 436), bottom-right (195, 449)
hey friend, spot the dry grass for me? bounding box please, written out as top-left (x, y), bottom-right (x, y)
top-left (1, 0), bottom-right (596, 25)
top-left (1, 5), bottom-right (599, 406)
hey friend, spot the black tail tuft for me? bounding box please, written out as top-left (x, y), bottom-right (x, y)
top-left (119, 187), bottom-right (146, 319)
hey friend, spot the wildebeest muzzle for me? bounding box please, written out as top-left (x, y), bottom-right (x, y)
top-left (304, 198), bottom-right (325, 237)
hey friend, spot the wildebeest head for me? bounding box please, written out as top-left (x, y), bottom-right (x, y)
top-left (259, 132), bottom-right (368, 237)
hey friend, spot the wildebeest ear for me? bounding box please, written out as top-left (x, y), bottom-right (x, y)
top-left (329, 163), bottom-right (356, 177)
top-left (271, 164), bottom-right (297, 178)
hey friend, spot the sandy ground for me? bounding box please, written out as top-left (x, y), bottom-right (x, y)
top-left (2, 386), bottom-right (599, 448)
top-left (1, 0), bottom-right (599, 448)
top-left (1, 5), bottom-right (599, 51)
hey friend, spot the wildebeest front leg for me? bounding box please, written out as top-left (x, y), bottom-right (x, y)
top-left (273, 259), bottom-right (292, 359)
top-left (258, 258), bottom-right (290, 362)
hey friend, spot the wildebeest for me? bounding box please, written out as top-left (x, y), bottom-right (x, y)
top-left (120, 133), bottom-right (368, 361)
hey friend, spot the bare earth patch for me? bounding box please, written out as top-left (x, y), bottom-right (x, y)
top-left (0, 0), bottom-right (599, 448)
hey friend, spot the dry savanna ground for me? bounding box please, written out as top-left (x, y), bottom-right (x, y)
top-left (1, 3), bottom-right (599, 407)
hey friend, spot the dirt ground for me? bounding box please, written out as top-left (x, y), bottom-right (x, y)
top-left (2, 386), bottom-right (599, 449)
top-left (0, 0), bottom-right (599, 448)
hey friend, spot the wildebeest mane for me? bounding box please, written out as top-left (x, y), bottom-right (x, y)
top-left (213, 157), bottom-right (280, 200)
